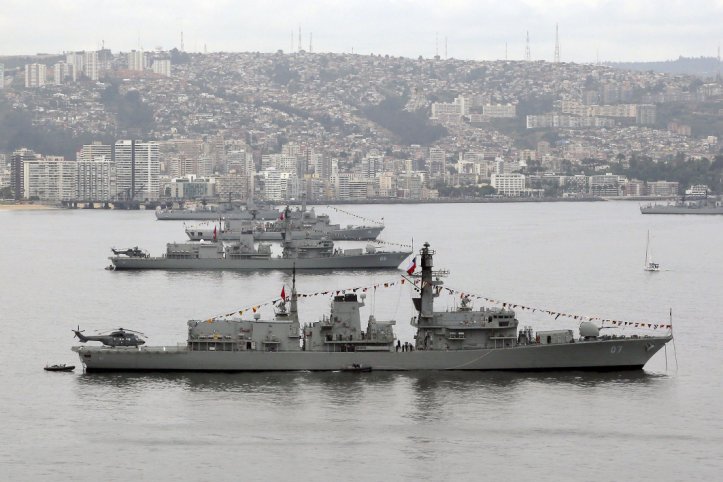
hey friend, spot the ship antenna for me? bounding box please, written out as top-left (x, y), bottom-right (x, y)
top-left (290, 264), bottom-right (298, 318)
top-left (670, 308), bottom-right (678, 371)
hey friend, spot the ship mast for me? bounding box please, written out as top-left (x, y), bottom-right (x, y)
top-left (290, 264), bottom-right (298, 320)
top-left (416, 242), bottom-right (447, 324)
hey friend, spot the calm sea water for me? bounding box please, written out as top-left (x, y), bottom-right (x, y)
top-left (1, 202), bottom-right (722, 481)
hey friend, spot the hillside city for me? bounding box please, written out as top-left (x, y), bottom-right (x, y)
top-left (1, 47), bottom-right (722, 204)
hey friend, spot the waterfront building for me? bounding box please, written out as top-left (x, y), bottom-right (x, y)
top-left (161, 176), bottom-right (215, 199)
top-left (491, 173), bottom-right (525, 197)
top-left (227, 150), bottom-right (254, 176)
top-left (11, 148), bottom-right (40, 200)
top-left (168, 157), bottom-right (213, 178)
top-left (428, 147), bottom-right (446, 178)
top-left (23, 157), bottom-right (77, 202)
top-left (261, 167), bottom-right (297, 201)
top-left (215, 174), bottom-right (252, 201)
top-left (589, 174), bottom-right (625, 197)
top-left (77, 156), bottom-right (117, 201)
top-left (114, 140), bottom-right (160, 200)
top-left (647, 180), bottom-right (679, 197)
top-left (78, 142), bottom-right (112, 163)
top-left (25, 63), bottom-right (46, 88)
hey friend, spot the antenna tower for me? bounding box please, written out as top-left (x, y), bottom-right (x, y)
top-left (180, 31), bottom-right (184, 52)
top-left (298, 25), bottom-right (302, 52)
top-left (435, 32), bottom-right (439, 58)
top-left (525, 31), bottom-right (531, 61)
top-left (445, 36), bottom-right (448, 59)
top-left (309, 32), bottom-right (312, 53)
top-left (554, 24), bottom-right (560, 63)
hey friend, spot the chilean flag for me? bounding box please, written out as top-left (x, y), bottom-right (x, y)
top-left (406, 257), bottom-right (417, 275)
top-left (280, 286), bottom-right (287, 300)
top-left (213, 225), bottom-right (217, 241)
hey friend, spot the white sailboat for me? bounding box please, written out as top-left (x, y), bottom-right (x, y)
top-left (644, 230), bottom-right (660, 272)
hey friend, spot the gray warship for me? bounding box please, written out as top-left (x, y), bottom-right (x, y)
top-left (79, 243), bottom-right (672, 371)
top-left (156, 200), bottom-right (279, 221)
top-left (185, 206), bottom-right (384, 241)
top-left (109, 232), bottom-right (411, 270)
top-left (641, 196), bottom-right (723, 215)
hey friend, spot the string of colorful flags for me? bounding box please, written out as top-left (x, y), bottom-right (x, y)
top-left (325, 205), bottom-right (384, 226)
top-left (430, 282), bottom-right (672, 330)
top-left (373, 239), bottom-right (413, 249)
top-left (206, 275), bottom-right (671, 330)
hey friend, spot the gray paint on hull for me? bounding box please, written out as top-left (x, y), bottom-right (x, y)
top-left (110, 251), bottom-right (412, 270)
top-left (75, 336), bottom-right (670, 372)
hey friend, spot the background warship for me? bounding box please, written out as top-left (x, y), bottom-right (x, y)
top-left (156, 200), bottom-right (279, 220)
top-left (80, 243), bottom-right (672, 371)
top-left (640, 196), bottom-right (723, 214)
top-left (185, 205), bottom-right (384, 242)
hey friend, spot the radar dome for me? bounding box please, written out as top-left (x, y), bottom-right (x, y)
top-left (579, 321), bottom-right (600, 338)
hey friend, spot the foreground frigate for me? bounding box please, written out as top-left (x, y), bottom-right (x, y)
top-left (77, 243), bottom-right (672, 372)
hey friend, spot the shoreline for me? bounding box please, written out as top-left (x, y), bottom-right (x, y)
top-left (0, 203), bottom-right (60, 211)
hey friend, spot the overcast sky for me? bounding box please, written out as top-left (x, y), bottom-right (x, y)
top-left (1, 0), bottom-right (721, 62)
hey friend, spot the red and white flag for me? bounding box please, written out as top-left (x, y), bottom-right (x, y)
top-left (280, 286), bottom-right (287, 300)
top-left (213, 225), bottom-right (217, 241)
top-left (406, 257), bottom-right (417, 275)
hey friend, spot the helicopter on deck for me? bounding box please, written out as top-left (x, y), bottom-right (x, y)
top-left (72, 327), bottom-right (146, 347)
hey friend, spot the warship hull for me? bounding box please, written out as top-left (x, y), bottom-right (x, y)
top-left (74, 336), bottom-right (670, 372)
top-left (110, 251), bottom-right (411, 270)
top-left (640, 206), bottom-right (723, 215)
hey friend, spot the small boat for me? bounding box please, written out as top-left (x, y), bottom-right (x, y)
top-left (44, 364), bottom-right (75, 372)
top-left (341, 364), bottom-right (372, 373)
top-left (644, 230), bottom-right (660, 272)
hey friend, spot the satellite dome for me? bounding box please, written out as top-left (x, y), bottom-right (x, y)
top-left (579, 321), bottom-right (600, 338)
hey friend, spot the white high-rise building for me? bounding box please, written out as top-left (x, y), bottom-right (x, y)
top-left (0, 63), bottom-right (4, 89)
top-left (491, 173), bottom-right (525, 197)
top-left (53, 62), bottom-right (70, 85)
top-left (65, 52), bottom-right (84, 81)
top-left (115, 140), bottom-right (160, 200)
top-left (23, 157), bottom-right (77, 201)
top-left (83, 51), bottom-right (99, 81)
top-left (25, 63), bottom-right (46, 87)
top-left (227, 150), bottom-right (254, 176)
top-left (152, 58), bottom-right (171, 77)
top-left (128, 50), bottom-right (145, 71)
top-left (77, 156), bottom-right (117, 201)
top-left (78, 142), bottom-right (112, 162)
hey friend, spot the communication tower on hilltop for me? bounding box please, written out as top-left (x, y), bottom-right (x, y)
top-left (180, 31), bottom-right (184, 52)
top-left (525, 31), bottom-right (531, 61)
top-left (298, 26), bottom-right (302, 52)
top-left (554, 24), bottom-right (560, 63)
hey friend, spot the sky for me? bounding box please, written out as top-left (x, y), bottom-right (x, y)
top-left (1, 0), bottom-right (721, 62)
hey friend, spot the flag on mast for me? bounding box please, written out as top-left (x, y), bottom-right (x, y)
top-left (280, 286), bottom-right (287, 300)
top-left (406, 257), bottom-right (417, 275)
top-left (213, 225), bottom-right (217, 241)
